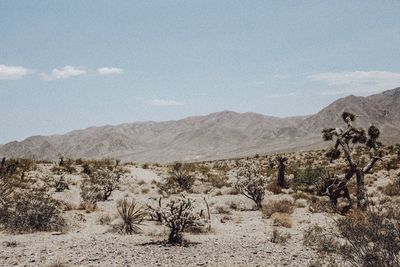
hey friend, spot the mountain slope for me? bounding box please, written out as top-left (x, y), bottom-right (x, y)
top-left (1, 88), bottom-right (400, 163)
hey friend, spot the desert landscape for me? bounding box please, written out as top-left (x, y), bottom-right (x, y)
top-left (1, 106), bottom-right (400, 266)
top-left (2, 1), bottom-right (400, 266)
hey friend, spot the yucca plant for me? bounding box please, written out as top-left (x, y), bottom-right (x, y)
top-left (117, 199), bottom-right (146, 234)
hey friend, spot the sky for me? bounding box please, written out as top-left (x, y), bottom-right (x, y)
top-left (1, 1), bottom-right (400, 143)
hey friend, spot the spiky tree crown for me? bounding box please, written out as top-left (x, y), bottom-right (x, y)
top-left (342, 111), bottom-right (355, 122)
top-left (322, 112), bottom-right (381, 162)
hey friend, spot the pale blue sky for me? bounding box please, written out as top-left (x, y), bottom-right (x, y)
top-left (1, 1), bottom-right (400, 143)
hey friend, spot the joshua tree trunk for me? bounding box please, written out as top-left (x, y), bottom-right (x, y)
top-left (276, 156), bottom-right (287, 188)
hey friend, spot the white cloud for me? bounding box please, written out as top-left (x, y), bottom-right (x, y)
top-left (0, 64), bottom-right (31, 80)
top-left (96, 67), bottom-right (123, 75)
top-left (146, 99), bottom-right (185, 107)
top-left (309, 71), bottom-right (400, 94)
top-left (40, 65), bottom-right (87, 80)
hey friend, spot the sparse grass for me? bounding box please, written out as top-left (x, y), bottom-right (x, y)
top-left (215, 205), bottom-right (232, 215)
top-left (271, 213), bottom-right (293, 228)
top-left (270, 228), bottom-right (290, 244)
top-left (261, 199), bottom-right (295, 218)
top-left (207, 174), bottom-right (229, 188)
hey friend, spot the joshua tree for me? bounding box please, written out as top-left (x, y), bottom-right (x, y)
top-left (276, 156), bottom-right (288, 188)
top-left (322, 111), bottom-right (382, 208)
top-left (235, 163), bottom-right (269, 209)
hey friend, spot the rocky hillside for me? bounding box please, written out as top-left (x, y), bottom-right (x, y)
top-left (1, 88), bottom-right (400, 163)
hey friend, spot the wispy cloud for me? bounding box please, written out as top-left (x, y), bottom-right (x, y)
top-left (0, 64), bottom-right (32, 80)
top-left (309, 71), bottom-right (400, 94)
top-left (266, 92), bottom-right (295, 98)
top-left (96, 67), bottom-right (123, 75)
top-left (40, 65), bottom-right (87, 81)
top-left (146, 99), bottom-right (185, 107)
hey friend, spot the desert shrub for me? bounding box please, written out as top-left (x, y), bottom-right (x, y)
top-left (215, 205), bottom-right (232, 214)
top-left (292, 191), bottom-right (310, 201)
top-left (79, 181), bottom-right (102, 210)
top-left (1, 189), bottom-right (65, 233)
top-left (141, 163), bottom-right (149, 169)
top-left (291, 166), bottom-right (325, 191)
top-left (54, 176), bottom-right (69, 192)
top-left (304, 208), bottom-right (400, 267)
top-left (51, 158), bottom-right (77, 175)
top-left (307, 196), bottom-right (335, 213)
top-left (97, 214), bottom-right (112, 225)
top-left (384, 175), bottom-right (400, 196)
top-left (81, 159), bottom-right (119, 175)
top-left (303, 224), bottom-right (339, 254)
top-left (147, 197), bottom-right (163, 223)
top-left (235, 163), bottom-right (269, 209)
top-left (262, 199), bottom-right (295, 218)
top-left (266, 182), bottom-right (282, 194)
top-left (159, 195), bottom-right (206, 244)
top-left (80, 166), bottom-right (125, 204)
top-left (270, 228), bottom-right (290, 244)
top-left (117, 199), bottom-right (145, 234)
top-left (162, 162), bottom-right (195, 193)
top-left (385, 157), bottom-right (399, 173)
top-left (0, 158), bottom-right (32, 204)
top-left (271, 213), bottom-right (293, 228)
top-left (207, 174), bottom-right (229, 188)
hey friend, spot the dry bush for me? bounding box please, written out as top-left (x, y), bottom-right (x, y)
top-left (266, 182), bottom-right (282, 194)
top-left (292, 191), bottom-right (310, 201)
top-left (271, 213), bottom-right (293, 228)
top-left (51, 158), bottom-right (77, 175)
top-left (235, 163), bottom-right (269, 209)
top-left (262, 199), bottom-right (295, 218)
top-left (54, 176), bottom-right (69, 192)
top-left (80, 166), bottom-right (125, 208)
top-left (141, 187), bottom-right (150, 194)
top-left (304, 208), bottom-right (400, 267)
top-left (207, 173), bottom-right (229, 188)
top-left (308, 196), bottom-right (335, 213)
top-left (270, 228), bottom-right (290, 244)
top-left (97, 214), bottom-right (112, 225)
top-left (159, 195), bottom-right (207, 244)
top-left (1, 189), bottom-right (66, 233)
top-left (215, 205), bottom-right (232, 215)
top-left (0, 158), bottom-right (31, 205)
top-left (384, 175), bottom-right (400, 196)
top-left (117, 199), bottom-right (145, 234)
top-left (161, 162), bottom-right (196, 193)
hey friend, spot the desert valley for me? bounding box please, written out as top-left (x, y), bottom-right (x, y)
top-left (1, 88), bottom-right (400, 266)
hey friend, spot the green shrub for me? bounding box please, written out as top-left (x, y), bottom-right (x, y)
top-left (1, 189), bottom-right (65, 233)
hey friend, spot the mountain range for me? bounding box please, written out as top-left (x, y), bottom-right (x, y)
top-left (1, 88), bottom-right (400, 163)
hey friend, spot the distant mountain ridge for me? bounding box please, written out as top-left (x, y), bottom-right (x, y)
top-left (1, 88), bottom-right (400, 163)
